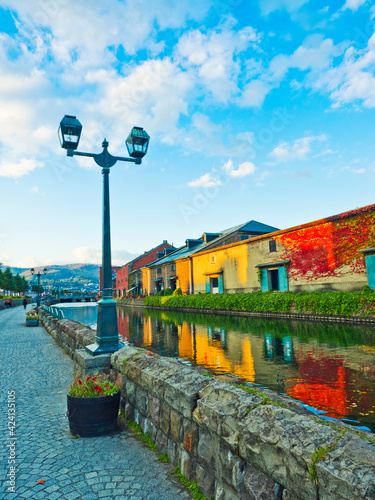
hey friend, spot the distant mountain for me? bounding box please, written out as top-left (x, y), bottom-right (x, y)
top-left (9, 264), bottom-right (100, 291)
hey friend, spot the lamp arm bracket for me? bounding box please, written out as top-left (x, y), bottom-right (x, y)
top-left (67, 150), bottom-right (141, 167)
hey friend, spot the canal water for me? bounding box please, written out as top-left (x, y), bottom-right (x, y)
top-left (56, 303), bottom-right (375, 433)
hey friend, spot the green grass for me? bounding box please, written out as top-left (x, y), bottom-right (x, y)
top-left (233, 383), bottom-right (287, 409)
top-left (157, 452), bottom-right (170, 462)
top-left (308, 433), bottom-right (345, 482)
top-left (127, 420), bottom-right (156, 451)
top-left (171, 467), bottom-right (211, 500)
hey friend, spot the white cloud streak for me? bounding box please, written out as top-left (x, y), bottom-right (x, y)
top-left (269, 135), bottom-right (327, 162)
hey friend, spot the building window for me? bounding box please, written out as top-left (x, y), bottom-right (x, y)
top-left (171, 264), bottom-right (176, 271)
top-left (157, 268), bottom-right (161, 275)
top-left (269, 240), bottom-right (277, 252)
top-left (211, 254), bottom-right (216, 264)
top-left (240, 234), bottom-right (250, 241)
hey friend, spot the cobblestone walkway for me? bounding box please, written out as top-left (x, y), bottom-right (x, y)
top-left (0, 306), bottom-right (192, 500)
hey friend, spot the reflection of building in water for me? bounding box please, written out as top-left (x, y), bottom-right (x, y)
top-left (287, 353), bottom-right (349, 417)
top-left (143, 316), bottom-right (153, 347)
top-left (117, 308), bottom-right (129, 342)
top-left (285, 348), bottom-right (375, 422)
top-left (264, 335), bottom-right (294, 363)
top-left (178, 323), bottom-right (255, 382)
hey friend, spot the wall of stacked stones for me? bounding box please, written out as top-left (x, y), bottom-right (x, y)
top-left (39, 310), bottom-right (375, 500)
top-left (39, 309), bottom-right (95, 356)
top-left (0, 298), bottom-right (24, 310)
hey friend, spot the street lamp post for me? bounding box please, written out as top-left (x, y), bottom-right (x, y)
top-left (30, 268), bottom-right (47, 307)
top-left (58, 115), bottom-right (150, 356)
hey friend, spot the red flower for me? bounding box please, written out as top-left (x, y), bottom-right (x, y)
top-left (86, 376), bottom-right (92, 381)
top-left (92, 377), bottom-right (97, 381)
top-left (78, 380), bottom-right (83, 385)
top-left (106, 385), bottom-right (110, 388)
top-left (94, 385), bottom-right (103, 393)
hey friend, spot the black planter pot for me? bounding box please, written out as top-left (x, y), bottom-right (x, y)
top-left (67, 391), bottom-right (120, 437)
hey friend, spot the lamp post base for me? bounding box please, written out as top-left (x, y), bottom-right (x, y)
top-left (87, 297), bottom-right (122, 356)
top-left (85, 341), bottom-right (123, 356)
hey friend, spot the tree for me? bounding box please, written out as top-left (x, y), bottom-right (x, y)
top-left (4, 268), bottom-right (14, 294)
top-left (31, 284), bottom-right (43, 293)
top-left (21, 277), bottom-right (29, 294)
top-left (0, 269), bottom-right (5, 293)
top-left (14, 274), bottom-right (23, 294)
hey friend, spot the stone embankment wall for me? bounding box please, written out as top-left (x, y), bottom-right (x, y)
top-left (39, 309), bottom-right (375, 500)
top-left (39, 309), bottom-right (95, 355)
top-left (0, 299), bottom-right (24, 310)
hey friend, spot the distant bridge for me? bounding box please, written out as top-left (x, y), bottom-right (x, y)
top-left (42, 294), bottom-right (97, 305)
top-left (57, 294), bottom-right (97, 303)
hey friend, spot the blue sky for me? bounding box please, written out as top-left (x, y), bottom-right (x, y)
top-left (0, 0), bottom-right (375, 267)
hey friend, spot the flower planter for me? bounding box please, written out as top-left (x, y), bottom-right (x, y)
top-left (67, 391), bottom-right (120, 437)
top-left (26, 319), bottom-right (39, 326)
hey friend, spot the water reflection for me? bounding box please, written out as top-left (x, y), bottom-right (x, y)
top-left (118, 307), bottom-right (375, 432)
top-left (57, 303), bottom-right (375, 432)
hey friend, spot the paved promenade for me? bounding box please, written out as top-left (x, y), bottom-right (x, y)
top-left (0, 306), bottom-right (192, 500)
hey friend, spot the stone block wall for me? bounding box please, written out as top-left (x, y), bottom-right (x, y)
top-left (0, 299), bottom-right (24, 310)
top-left (112, 347), bottom-right (375, 500)
top-left (39, 309), bottom-right (95, 356)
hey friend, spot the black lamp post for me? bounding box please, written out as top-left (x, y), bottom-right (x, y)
top-left (30, 268), bottom-right (47, 307)
top-left (58, 115), bottom-right (150, 356)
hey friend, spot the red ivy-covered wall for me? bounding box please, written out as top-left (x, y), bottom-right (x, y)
top-left (275, 207), bottom-right (375, 281)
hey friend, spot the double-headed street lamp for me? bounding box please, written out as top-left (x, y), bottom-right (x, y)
top-left (30, 268), bottom-right (47, 307)
top-left (58, 115), bottom-right (150, 356)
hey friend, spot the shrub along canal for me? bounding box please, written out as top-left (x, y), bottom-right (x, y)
top-left (55, 303), bottom-right (375, 433)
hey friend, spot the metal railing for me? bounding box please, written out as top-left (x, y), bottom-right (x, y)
top-left (41, 304), bottom-right (65, 320)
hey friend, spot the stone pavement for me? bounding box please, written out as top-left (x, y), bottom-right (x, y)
top-left (0, 306), bottom-right (193, 500)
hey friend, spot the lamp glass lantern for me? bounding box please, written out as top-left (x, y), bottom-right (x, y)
top-left (125, 126), bottom-right (150, 158)
top-left (58, 115), bottom-right (82, 150)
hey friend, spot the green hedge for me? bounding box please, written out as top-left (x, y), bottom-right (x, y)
top-left (144, 289), bottom-right (375, 317)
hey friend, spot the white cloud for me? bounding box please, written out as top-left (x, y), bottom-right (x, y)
top-left (2, 0), bottom-right (212, 71)
top-left (71, 246), bottom-right (138, 266)
top-left (269, 135), bottom-right (326, 162)
top-left (268, 35), bottom-right (346, 81)
top-left (239, 80), bottom-right (272, 108)
top-left (238, 34), bottom-right (346, 109)
top-left (176, 24), bottom-right (261, 103)
top-left (86, 59), bottom-right (192, 150)
top-left (313, 149), bottom-right (338, 158)
top-left (342, 0), bottom-right (369, 11)
top-left (16, 257), bottom-right (38, 268)
top-left (343, 166), bottom-right (366, 173)
top-left (188, 173), bottom-right (222, 188)
top-left (222, 159), bottom-right (256, 178)
top-left (0, 158), bottom-right (43, 178)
